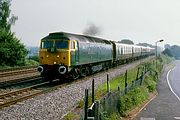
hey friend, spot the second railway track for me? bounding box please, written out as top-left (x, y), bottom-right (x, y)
top-left (0, 81), bottom-right (49, 109)
top-left (0, 75), bottom-right (68, 109)
top-left (0, 65), bottom-right (40, 87)
top-left (0, 75), bottom-right (43, 88)
top-left (0, 66), bottom-right (37, 78)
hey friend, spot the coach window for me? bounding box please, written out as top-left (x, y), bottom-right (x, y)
top-left (121, 47), bottom-right (123, 54)
top-left (118, 47), bottom-right (120, 54)
top-left (71, 41), bottom-right (75, 49)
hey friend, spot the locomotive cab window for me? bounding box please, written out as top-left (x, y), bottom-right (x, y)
top-left (55, 41), bottom-right (68, 49)
top-left (41, 41), bottom-right (53, 49)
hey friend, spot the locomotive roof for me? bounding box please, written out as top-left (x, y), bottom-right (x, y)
top-left (42, 32), bottom-right (112, 44)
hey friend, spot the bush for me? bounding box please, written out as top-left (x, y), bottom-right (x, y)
top-left (25, 59), bottom-right (39, 66)
top-left (117, 87), bottom-right (148, 116)
top-left (0, 30), bottom-right (28, 66)
top-left (29, 56), bottom-right (39, 62)
top-left (144, 75), bottom-right (156, 92)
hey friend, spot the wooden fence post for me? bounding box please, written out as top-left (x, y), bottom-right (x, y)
top-left (125, 70), bottom-right (128, 94)
top-left (144, 65), bottom-right (147, 73)
top-left (92, 79), bottom-right (95, 103)
top-left (132, 80), bottom-right (134, 89)
top-left (140, 67), bottom-right (144, 86)
top-left (118, 86), bottom-right (120, 91)
top-left (94, 101), bottom-right (99, 120)
top-left (84, 89), bottom-right (88, 120)
top-left (107, 74), bottom-right (110, 93)
top-left (136, 67), bottom-right (140, 80)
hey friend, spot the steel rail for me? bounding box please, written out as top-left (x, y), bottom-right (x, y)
top-left (0, 65), bottom-right (37, 72)
top-left (0, 68), bottom-right (37, 78)
top-left (0, 81), bottom-right (49, 109)
top-left (0, 75), bottom-right (42, 88)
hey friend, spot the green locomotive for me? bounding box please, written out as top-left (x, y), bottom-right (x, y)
top-left (38, 32), bottom-right (114, 80)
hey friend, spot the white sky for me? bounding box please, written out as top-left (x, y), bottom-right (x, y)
top-left (11, 0), bottom-right (180, 47)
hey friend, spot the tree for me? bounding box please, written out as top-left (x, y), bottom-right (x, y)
top-left (170, 45), bottom-right (180, 59)
top-left (162, 45), bottom-right (180, 59)
top-left (0, 0), bottom-right (27, 66)
top-left (0, 0), bottom-right (18, 32)
top-left (0, 30), bottom-right (27, 66)
top-left (118, 39), bottom-right (134, 44)
top-left (164, 44), bottom-right (171, 49)
top-left (137, 43), bottom-right (154, 47)
top-left (162, 48), bottom-right (173, 57)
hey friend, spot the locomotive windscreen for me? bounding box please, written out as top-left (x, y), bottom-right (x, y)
top-left (55, 41), bottom-right (68, 49)
top-left (41, 41), bottom-right (53, 49)
top-left (41, 40), bottom-right (68, 49)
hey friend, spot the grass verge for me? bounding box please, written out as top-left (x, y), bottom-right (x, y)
top-left (64, 55), bottom-right (173, 120)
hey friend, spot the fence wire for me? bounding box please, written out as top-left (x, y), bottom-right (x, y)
top-left (81, 64), bottom-right (153, 120)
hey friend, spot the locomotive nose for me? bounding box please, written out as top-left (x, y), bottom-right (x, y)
top-left (37, 66), bottom-right (44, 73)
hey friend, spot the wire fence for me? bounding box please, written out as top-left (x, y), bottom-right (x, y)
top-left (81, 64), bottom-right (153, 120)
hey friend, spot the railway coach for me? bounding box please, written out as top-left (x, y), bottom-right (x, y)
top-left (111, 43), bottom-right (154, 65)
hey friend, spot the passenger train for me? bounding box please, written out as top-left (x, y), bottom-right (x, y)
top-left (37, 32), bottom-right (154, 81)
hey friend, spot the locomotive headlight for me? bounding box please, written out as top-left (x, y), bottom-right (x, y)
top-left (46, 55), bottom-right (49, 58)
top-left (57, 55), bottom-right (60, 58)
top-left (58, 66), bottom-right (67, 74)
top-left (37, 66), bottom-right (44, 73)
top-left (54, 61), bottom-right (57, 64)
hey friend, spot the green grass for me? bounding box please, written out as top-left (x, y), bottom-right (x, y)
top-left (75, 60), bottom-right (154, 112)
top-left (0, 59), bottom-right (39, 69)
top-left (144, 73), bottom-right (157, 92)
top-left (117, 86), bottom-right (149, 117)
top-left (95, 64), bottom-right (147, 100)
top-left (66, 55), bottom-right (173, 119)
top-left (107, 55), bottom-right (173, 119)
top-left (63, 112), bottom-right (80, 120)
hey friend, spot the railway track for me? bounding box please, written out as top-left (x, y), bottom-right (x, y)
top-left (0, 81), bottom-right (49, 109)
top-left (0, 75), bottom-right (43, 88)
top-left (0, 65), bottom-right (64, 109)
top-left (0, 65), bottom-right (40, 87)
top-left (0, 65), bottom-right (37, 72)
top-left (0, 66), bottom-right (37, 78)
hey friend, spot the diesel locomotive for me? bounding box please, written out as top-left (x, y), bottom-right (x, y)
top-left (37, 32), bottom-right (154, 80)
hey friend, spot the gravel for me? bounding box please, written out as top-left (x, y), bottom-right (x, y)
top-left (0, 57), bottom-right (152, 120)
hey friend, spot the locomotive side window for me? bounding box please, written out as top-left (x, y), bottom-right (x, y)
top-left (55, 41), bottom-right (68, 49)
top-left (70, 41), bottom-right (75, 49)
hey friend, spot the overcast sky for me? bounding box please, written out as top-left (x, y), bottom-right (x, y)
top-left (11, 0), bottom-right (180, 47)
